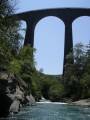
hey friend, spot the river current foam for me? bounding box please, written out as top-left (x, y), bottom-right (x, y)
top-left (37, 101), bottom-right (67, 104)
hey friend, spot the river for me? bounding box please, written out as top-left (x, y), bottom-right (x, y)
top-left (2, 102), bottom-right (90, 120)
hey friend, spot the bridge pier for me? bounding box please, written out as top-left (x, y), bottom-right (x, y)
top-left (63, 21), bottom-right (73, 73)
top-left (24, 19), bottom-right (35, 47)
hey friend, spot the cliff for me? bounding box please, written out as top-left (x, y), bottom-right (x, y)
top-left (0, 71), bottom-right (35, 117)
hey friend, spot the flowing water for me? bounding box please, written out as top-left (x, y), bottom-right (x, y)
top-left (1, 102), bottom-right (90, 120)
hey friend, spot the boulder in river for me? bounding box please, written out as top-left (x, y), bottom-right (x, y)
top-left (26, 94), bottom-right (36, 106)
top-left (9, 99), bottom-right (20, 113)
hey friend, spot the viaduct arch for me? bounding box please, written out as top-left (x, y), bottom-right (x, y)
top-left (10, 8), bottom-right (90, 73)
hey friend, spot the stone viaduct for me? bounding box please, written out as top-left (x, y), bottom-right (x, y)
top-left (10, 8), bottom-right (90, 73)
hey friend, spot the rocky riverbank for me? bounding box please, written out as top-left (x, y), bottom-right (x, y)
top-left (0, 71), bottom-right (36, 118)
top-left (72, 99), bottom-right (90, 106)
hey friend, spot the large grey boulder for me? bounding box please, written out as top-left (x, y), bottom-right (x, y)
top-left (8, 86), bottom-right (24, 113)
top-left (0, 72), bottom-right (8, 80)
top-left (7, 86), bottom-right (24, 101)
top-left (9, 99), bottom-right (20, 113)
top-left (15, 86), bottom-right (24, 101)
top-left (26, 94), bottom-right (36, 105)
top-left (72, 99), bottom-right (90, 106)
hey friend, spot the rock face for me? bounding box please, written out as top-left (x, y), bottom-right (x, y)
top-left (0, 94), bottom-right (12, 117)
top-left (0, 72), bottom-right (36, 117)
top-left (0, 75), bottom-right (12, 117)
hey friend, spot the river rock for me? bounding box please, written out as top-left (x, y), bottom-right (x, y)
top-left (26, 94), bottom-right (36, 105)
top-left (15, 86), bottom-right (24, 100)
top-left (0, 72), bottom-right (8, 80)
top-left (9, 99), bottom-right (20, 113)
top-left (72, 99), bottom-right (90, 106)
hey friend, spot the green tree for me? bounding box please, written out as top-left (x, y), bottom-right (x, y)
top-left (0, 0), bottom-right (22, 71)
top-left (63, 43), bottom-right (85, 100)
top-left (80, 73), bottom-right (90, 98)
top-left (48, 83), bottom-right (64, 102)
